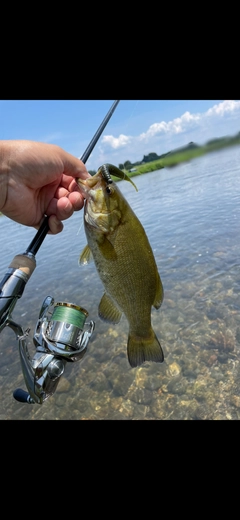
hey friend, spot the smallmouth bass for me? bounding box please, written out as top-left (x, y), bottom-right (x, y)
top-left (78, 164), bottom-right (164, 368)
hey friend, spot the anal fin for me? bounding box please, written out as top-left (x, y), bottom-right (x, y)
top-left (153, 273), bottom-right (164, 309)
top-left (99, 293), bottom-right (122, 324)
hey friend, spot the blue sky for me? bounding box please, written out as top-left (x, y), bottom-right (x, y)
top-left (1, 100), bottom-right (240, 171)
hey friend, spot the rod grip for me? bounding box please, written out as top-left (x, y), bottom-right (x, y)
top-left (9, 254), bottom-right (36, 278)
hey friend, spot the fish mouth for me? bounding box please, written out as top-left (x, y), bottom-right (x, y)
top-left (85, 203), bottom-right (111, 231)
top-left (77, 176), bottom-right (99, 199)
top-left (86, 199), bottom-right (110, 216)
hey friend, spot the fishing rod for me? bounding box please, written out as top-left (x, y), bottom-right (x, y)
top-left (0, 100), bottom-right (120, 404)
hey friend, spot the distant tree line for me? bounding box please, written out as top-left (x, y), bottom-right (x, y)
top-left (119, 152), bottom-right (166, 171)
top-left (89, 152), bottom-right (170, 175)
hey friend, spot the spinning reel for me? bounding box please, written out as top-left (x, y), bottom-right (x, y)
top-left (13, 295), bottom-right (94, 404)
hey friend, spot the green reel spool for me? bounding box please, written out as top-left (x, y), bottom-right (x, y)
top-left (47, 302), bottom-right (89, 349)
top-left (51, 302), bottom-right (88, 329)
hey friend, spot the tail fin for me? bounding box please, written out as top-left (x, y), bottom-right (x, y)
top-left (127, 329), bottom-right (164, 368)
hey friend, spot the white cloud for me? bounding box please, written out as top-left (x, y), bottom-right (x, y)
top-left (206, 99), bottom-right (240, 117)
top-left (139, 111), bottom-right (201, 141)
top-left (102, 133), bottom-right (132, 149)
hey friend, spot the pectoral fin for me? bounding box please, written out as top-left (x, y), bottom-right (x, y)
top-left (97, 236), bottom-right (117, 260)
top-left (99, 293), bottom-right (122, 324)
top-left (79, 245), bottom-right (93, 265)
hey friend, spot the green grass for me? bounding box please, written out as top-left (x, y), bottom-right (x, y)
top-left (118, 135), bottom-right (240, 179)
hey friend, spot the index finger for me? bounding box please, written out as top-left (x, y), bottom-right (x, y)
top-left (60, 174), bottom-right (86, 193)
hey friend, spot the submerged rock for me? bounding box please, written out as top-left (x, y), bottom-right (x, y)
top-left (167, 362), bottom-right (181, 377)
top-left (206, 329), bottom-right (235, 352)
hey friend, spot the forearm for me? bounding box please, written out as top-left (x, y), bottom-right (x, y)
top-left (0, 140), bottom-right (10, 213)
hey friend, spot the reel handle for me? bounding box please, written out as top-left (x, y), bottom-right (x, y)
top-left (13, 388), bottom-right (35, 404)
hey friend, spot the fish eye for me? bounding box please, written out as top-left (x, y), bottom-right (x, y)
top-left (106, 186), bottom-right (112, 195)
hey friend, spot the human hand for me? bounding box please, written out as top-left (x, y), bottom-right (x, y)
top-left (0, 140), bottom-right (91, 234)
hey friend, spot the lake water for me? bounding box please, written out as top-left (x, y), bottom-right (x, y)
top-left (1, 147), bottom-right (240, 420)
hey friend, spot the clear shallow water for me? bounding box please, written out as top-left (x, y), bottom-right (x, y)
top-left (1, 147), bottom-right (240, 419)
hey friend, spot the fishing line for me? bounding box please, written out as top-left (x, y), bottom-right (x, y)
top-left (120, 100), bottom-right (140, 135)
top-left (76, 220), bottom-right (84, 236)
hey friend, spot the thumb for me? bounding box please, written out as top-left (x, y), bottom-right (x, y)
top-left (60, 151), bottom-right (91, 180)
